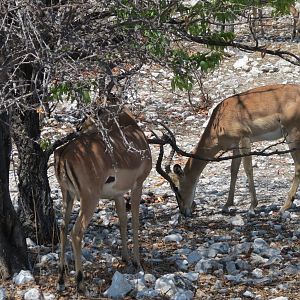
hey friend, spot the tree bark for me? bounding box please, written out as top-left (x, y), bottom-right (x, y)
top-left (11, 107), bottom-right (59, 245)
top-left (10, 62), bottom-right (59, 245)
top-left (0, 112), bottom-right (29, 279)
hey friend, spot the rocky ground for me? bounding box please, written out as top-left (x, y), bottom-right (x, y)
top-left (2, 15), bottom-right (300, 300)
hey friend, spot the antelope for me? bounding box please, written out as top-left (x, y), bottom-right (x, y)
top-left (165, 84), bottom-right (300, 217)
top-left (290, 1), bottom-right (300, 39)
top-left (54, 107), bottom-right (152, 291)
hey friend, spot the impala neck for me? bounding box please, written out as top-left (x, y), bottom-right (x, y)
top-left (183, 133), bottom-right (220, 183)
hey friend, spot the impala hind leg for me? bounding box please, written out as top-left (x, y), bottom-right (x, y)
top-left (241, 138), bottom-right (258, 213)
top-left (57, 188), bottom-right (75, 292)
top-left (71, 197), bottom-right (98, 292)
top-left (280, 148), bottom-right (300, 213)
top-left (115, 195), bottom-right (129, 263)
top-left (223, 149), bottom-right (242, 212)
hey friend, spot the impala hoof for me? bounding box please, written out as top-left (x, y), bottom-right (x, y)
top-left (221, 205), bottom-right (230, 213)
top-left (247, 209), bottom-right (256, 217)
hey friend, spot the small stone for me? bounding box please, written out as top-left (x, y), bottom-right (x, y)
top-left (136, 288), bottom-right (159, 299)
top-left (226, 261), bottom-right (237, 274)
top-left (164, 234), bottom-right (183, 243)
top-left (253, 238), bottom-right (269, 254)
top-left (176, 259), bottom-right (189, 271)
top-left (182, 272), bottom-right (199, 282)
top-left (104, 271), bottom-right (133, 299)
top-left (26, 238), bottom-right (36, 247)
top-left (155, 274), bottom-right (178, 298)
top-left (252, 268), bottom-right (263, 278)
top-left (186, 116), bottom-right (195, 121)
top-left (229, 215), bottom-right (245, 226)
top-left (43, 293), bottom-right (56, 300)
top-left (224, 274), bottom-right (244, 283)
top-left (24, 288), bottom-right (42, 300)
top-left (233, 55), bottom-right (249, 69)
top-left (187, 249), bottom-right (207, 264)
top-left (243, 290), bottom-right (255, 298)
top-left (281, 211), bottom-right (291, 220)
top-left (233, 242), bottom-right (251, 255)
top-left (130, 278), bottom-right (146, 292)
top-left (236, 259), bottom-right (251, 271)
top-left (195, 259), bottom-right (221, 274)
top-left (0, 288), bottom-right (6, 300)
top-left (40, 253), bottom-right (58, 265)
top-left (269, 297), bottom-right (289, 300)
top-left (208, 242), bottom-right (229, 256)
top-left (13, 270), bottom-right (35, 285)
top-left (173, 290), bottom-right (194, 300)
top-left (144, 273), bottom-right (156, 284)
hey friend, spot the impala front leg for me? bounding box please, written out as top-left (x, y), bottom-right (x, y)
top-left (115, 195), bottom-right (129, 263)
top-left (241, 137), bottom-right (258, 213)
top-left (223, 149), bottom-right (241, 212)
top-left (130, 185), bottom-right (143, 268)
top-left (71, 198), bottom-right (97, 292)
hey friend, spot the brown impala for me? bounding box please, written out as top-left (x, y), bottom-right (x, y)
top-left (167, 84), bottom-right (300, 217)
top-left (54, 107), bottom-right (152, 291)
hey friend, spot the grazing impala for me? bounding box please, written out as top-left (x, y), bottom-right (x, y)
top-left (54, 107), bottom-right (152, 291)
top-left (166, 84), bottom-right (300, 217)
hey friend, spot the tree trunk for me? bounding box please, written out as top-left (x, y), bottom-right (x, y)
top-left (11, 108), bottom-right (59, 245)
top-left (0, 112), bottom-right (29, 279)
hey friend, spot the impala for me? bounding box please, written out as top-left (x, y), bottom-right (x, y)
top-left (54, 107), bottom-right (152, 291)
top-left (290, 1), bottom-right (300, 39)
top-left (166, 84), bottom-right (300, 217)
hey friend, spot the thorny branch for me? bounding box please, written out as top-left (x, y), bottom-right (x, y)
top-left (148, 125), bottom-right (299, 163)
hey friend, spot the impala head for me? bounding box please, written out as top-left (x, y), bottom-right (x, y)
top-left (76, 115), bottom-right (98, 133)
top-left (155, 141), bottom-right (196, 217)
top-left (167, 163), bottom-right (196, 217)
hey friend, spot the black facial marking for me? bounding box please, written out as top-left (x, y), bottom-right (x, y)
top-left (105, 176), bottom-right (115, 184)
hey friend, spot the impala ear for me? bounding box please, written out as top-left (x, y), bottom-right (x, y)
top-left (173, 164), bottom-right (184, 176)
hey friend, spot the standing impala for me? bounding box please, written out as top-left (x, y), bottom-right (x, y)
top-left (54, 107), bottom-right (152, 291)
top-left (167, 84), bottom-right (300, 217)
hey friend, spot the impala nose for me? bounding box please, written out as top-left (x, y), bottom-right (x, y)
top-left (183, 208), bottom-right (192, 217)
top-left (181, 201), bottom-right (196, 217)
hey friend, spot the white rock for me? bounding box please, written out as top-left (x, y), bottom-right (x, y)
top-left (155, 274), bottom-right (178, 298)
top-left (269, 297), bottom-right (289, 300)
top-left (13, 270), bottom-right (35, 285)
top-left (144, 273), bottom-right (156, 284)
top-left (104, 271), bottom-right (133, 299)
top-left (130, 278), bottom-right (146, 292)
top-left (40, 253), bottom-right (58, 265)
top-left (0, 288), bottom-right (6, 300)
top-left (229, 215), bottom-right (245, 226)
top-left (176, 259), bottom-right (189, 270)
top-left (186, 116), bottom-right (195, 121)
top-left (243, 290), bottom-right (255, 298)
top-left (26, 238), bottom-right (36, 247)
top-left (172, 290), bottom-right (194, 300)
top-left (24, 288), bottom-right (42, 300)
top-left (233, 55), bottom-right (249, 69)
top-left (253, 238), bottom-right (269, 254)
top-left (136, 288), bottom-right (159, 299)
top-left (252, 268), bottom-right (263, 278)
top-left (43, 294), bottom-right (56, 300)
top-left (164, 233), bottom-right (183, 243)
top-left (182, 272), bottom-right (199, 282)
top-left (249, 67), bottom-right (261, 76)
